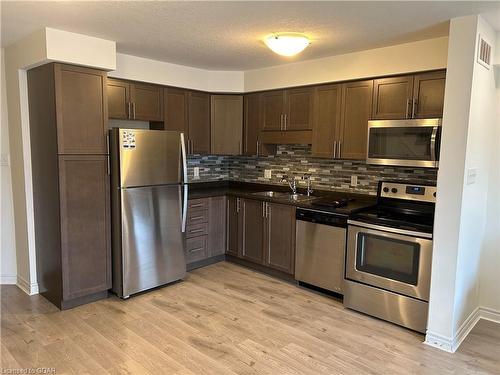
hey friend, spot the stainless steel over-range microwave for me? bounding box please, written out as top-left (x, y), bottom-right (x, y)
top-left (366, 118), bottom-right (441, 168)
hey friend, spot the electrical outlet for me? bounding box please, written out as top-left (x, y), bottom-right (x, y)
top-left (0, 153), bottom-right (9, 167)
top-left (466, 168), bottom-right (477, 185)
top-left (193, 167), bottom-right (200, 179)
top-left (264, 169), bottom-right (272, 179)
top-left (350, 175), bottom-right (358, 187)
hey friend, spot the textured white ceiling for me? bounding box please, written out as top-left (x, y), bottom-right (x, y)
top-left (2, 1), bottom-right (499, 70)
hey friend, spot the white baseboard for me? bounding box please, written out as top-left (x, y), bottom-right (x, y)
top-left (0, 274), bottom-right (18, 285)
top-left (16, 276), bottom-right (39, 295)
top-left (425, 306), bottom-right (500, 353)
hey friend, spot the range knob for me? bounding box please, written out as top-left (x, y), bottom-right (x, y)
top-left (383, 187), bottom-right (390, 193)
top-left (391, 188), bottom-right (398, 193)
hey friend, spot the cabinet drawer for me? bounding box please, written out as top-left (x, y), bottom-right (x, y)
top-left (185, 236), bottom-right (208, 263)
top-left (188, 198), bottom-right (209, 211)
top-left (187, 209), bottom-right (208, 225)
top-left (186, 222), bottom-right (208, 238)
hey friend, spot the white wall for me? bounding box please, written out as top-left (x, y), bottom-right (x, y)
top-left (244, 37), bottom-right (448, 91)
top-left (3, 28), bottom-right (116, 294)
top-left (110, 53), bottom-right (244, 92)
top-left (426, 15), bottom-right (499, 352)
top-left (1, 48), bottom-right (17, 284)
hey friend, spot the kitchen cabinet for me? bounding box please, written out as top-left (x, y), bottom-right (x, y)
top-left (264, 202), bottom-right (296, 274)
top-left (262, 88), bottom-right (313, 131)
top-left (311, 84), bottom-right (342, 158)
top-left (211, 95), bottom-right (243, 155)
top-left (241, 199), bottom-right (265, 264)
top-left (412, 70), bottom-right (446, 118)
top-left (164, 87), bottom-right (188, 132)
top-left (339, 80), bottom-right (374, 159)
top-left (372, 70), bottom-right (445, 119)
top-left (107, 78), bottom-right (163, 121)
top-left (185, 196), bottom-right (226, 268)
top-left (27, 63), bottom-right (111, 309)
top-left (244, 93), bottom-right (260, 155)
top-left (226, 197), bottom-right (296, 276)
top-left (188, 91), bottom-right (211, 154)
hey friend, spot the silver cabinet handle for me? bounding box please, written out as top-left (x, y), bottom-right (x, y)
top-left (338, 141), bottom-right (342, 158)
top-left (127, 102), bottom-right (131, 119)
top-left (284, 114), bottom-right (287, 130)
top-left (190, 215), bottom-right (205, 221)
top-left (238, 141), bottom-right (242, 155)
top-left (256, 141), bottom-right (260, 156)
top-left (132, 102), bottom-right (136, 119)
top-left (188, 229), bottom-right (205, 234)
top-left (266, 202), bottom-right (270, 218)
top-left (106, 155), bottom-right (110, 175)
top-left (412, 98), bottom-right (417, 118)
top-left (333, 141), bottom-right (337, 158)
top-left (236, 197), bottom-right (240, 213)
top-left (262, 202), bottom-right (266, 218)
top-left (190, 203), bottom-right (204, 208)
top-left (280, 114), bottom-right (283, 130)
top-left (405, 98), bottom-right (411, 119)
top-left (188, 247), bottom-right (205, 253)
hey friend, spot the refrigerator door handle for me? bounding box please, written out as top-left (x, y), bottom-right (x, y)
top-left (181, 185), bottom-right (188, 233)
top-left (180, 132), bottom-right (188, 184)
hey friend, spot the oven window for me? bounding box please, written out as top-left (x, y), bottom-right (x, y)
top-left (356, 233), bottom-right (420, 285)
top-left (368, 127), bottom-right (436, 161)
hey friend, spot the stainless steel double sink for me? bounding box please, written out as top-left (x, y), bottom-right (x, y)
top-left (251, 191), bottom-right (316, 202)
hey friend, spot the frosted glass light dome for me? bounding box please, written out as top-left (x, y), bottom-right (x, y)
top-left (264, 33), bottom-right (310, 57)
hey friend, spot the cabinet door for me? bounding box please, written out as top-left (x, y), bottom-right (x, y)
top-left (285, 87), bottom-right (313, 131)
top-left (264, 203), bottom-right (295, 274)
top-left (208, 196), bottom-right (226, 257)
top-left (339, 80), bottom-right (373, 160)
top-left (226, 196), bottom-right (241, 257)
top-left (130, 83), bottom-right (163, 121)
top-left (372, 76), bottom-right (413, 119)
top-left (243, 93), bottom-right (261, 155)
top-left (261, 90), bottom-right (285, 131)
top-left (188, 91), bottom-right (211, 154)
top-left (211, 95), bottom-right (243, 155)
top-left (412, 71), bottom-right (446, 118)
top-left (311, 84), bottom-right (342, 158)
top-left (107, 78), bottom-right (129, 120)
top-left (55, 64), bottom-right (108, 154)
top-left (58, 155), bottom-right (111, 300)
top-left (164, 87), bottom-right (188, 133)
top-left (241, 199), bottom-right (264, 264)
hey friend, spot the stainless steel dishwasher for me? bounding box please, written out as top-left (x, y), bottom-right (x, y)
top-left (295, 208), bottom-right (347, 294)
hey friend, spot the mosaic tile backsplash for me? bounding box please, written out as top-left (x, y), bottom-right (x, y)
top-left (187, 145), bottom-right (438, 195)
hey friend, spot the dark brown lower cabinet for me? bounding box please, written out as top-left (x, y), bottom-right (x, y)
top-left (241, 199), bottom-right (265, 263)
top-left (185, 196), bottom-right (226, 268)
top-left (226, 197), bottom-right (296, 276)
top-left (58, 156), bottom-right (111, 301)
top-left (264, 203), bottom-right (296, 274)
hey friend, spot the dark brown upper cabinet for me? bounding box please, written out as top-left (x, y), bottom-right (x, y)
top-left (412, 71), bottom-right (446, 118)
top-left (339, 80), bottom-right (374, 160)
top-left (55, 65), bottom-right (108, 154)
top-left (107, 78), bottom-right (163, 121)
top-left (311, 84), bottom-right (342, 158)
top-left (372, 70), bottom-right (446, 120)
top-left (264, 202), bottom-right (296, 274)
top-left (188, 91), bottom-right (211, 154)
top-left (210, 95), bottom-right (243, 155)
top-left (163, 87), bottom-right (188, 132)
top-left (372, 75), bottom-right (413, 119)
top-left (244, 93), bottom-right (261, 155)
top-left (262, 88), bottom-right (313, 132)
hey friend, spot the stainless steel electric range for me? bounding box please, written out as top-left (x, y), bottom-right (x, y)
top-left (344, 180), bottom-right (436, 333)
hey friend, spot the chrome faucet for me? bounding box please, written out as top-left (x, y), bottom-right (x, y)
top-left (303, 174), bottom-right (314, 196)
top-left (280, 175), bottom-right (297, 194)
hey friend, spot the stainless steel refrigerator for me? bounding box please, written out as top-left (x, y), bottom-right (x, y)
top-left (110, 128), bottom-right (187, 298)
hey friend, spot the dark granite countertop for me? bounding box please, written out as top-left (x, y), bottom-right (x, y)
top-left (187, 181), bottom-right (376, 216)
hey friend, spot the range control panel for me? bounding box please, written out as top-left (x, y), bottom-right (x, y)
top-left (380, 182), bottom-right (436, 203)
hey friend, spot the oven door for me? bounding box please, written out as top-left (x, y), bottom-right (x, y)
top-left (346, 221), bottom-right (433, 301)
top-left (366, 119), bottom-right (441, 168)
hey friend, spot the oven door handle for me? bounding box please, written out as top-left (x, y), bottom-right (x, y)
top-left (347, 220), bottom-right (433, 239)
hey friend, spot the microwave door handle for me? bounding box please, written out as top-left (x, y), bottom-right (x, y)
top-left (430, 127), bottom-right (438, 162)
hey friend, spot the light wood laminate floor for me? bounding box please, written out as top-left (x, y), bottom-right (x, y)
top-left (1, 262), bottom-right (499, 374)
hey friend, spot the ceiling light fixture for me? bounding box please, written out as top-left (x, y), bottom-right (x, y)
top-left (264, 33), bottom-right (310, 57)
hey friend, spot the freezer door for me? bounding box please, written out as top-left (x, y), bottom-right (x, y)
top-left (119, 129), bottom-right (183, 188)
top-left (121, 185), bottom-right (186, 297)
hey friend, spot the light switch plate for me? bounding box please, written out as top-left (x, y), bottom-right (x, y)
top-left (466, 168), bottom-right (477, 185)
top-left (193, 167), bottom-right (200, 180)
top-left (264, 169), bottom-right (272, 179)
top-left (0, 153), bottom-right (9, 167)
top-left (350, 175), bottom-right (358, 187)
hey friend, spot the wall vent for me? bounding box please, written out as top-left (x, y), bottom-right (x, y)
top-left (477, 35), bottom-right (491, 69)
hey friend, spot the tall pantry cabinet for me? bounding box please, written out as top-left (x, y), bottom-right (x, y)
top-left (27, 63), bottom-right (111, 309)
